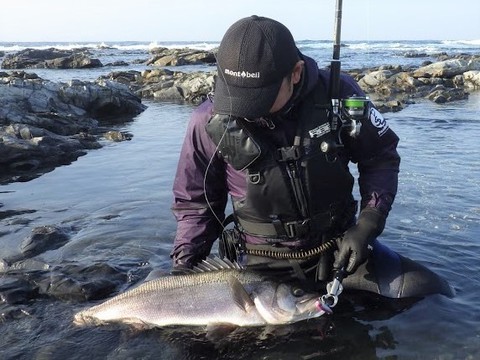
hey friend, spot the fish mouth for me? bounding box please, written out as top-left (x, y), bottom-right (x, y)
top-left (295, 297), bottom-right (324, 315)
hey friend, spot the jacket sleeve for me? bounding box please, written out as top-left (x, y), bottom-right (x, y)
top-left (340, 74), bottom-right (401, 217)
top-left (170, 100), bottom-right (228, 268)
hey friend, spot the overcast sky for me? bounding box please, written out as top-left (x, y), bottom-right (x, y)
top-left (1, 0), bottom-right (479, 42)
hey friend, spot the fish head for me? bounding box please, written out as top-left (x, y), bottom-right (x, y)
top-left (253, 282), bottom-right (324, 325)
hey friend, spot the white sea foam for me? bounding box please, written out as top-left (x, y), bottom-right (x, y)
top-left (441, 39), bottom-right (480, 47)
top-left (0, 41), bottom-right (220, 53)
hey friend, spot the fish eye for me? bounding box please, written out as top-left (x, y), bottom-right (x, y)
top-left (291, 286), bottom-right (305, 297)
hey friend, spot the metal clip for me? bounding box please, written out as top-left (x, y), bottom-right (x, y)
top-left (317, 268), bottom-right (346, 314)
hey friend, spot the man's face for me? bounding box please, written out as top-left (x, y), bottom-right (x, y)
top-left (269, 60), bottom-right (304, 114)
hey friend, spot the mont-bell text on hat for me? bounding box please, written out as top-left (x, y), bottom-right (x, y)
top-left (224, 69), bottom-right (260, 79)
top-left (213, 15), bottom-right (299, 118)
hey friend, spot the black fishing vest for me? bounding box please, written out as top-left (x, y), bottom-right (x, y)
top-left (206, 79), bottom-right (356, 242)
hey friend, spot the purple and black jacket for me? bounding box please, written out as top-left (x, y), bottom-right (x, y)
top-left (171, 54), bottom-right (400, 268)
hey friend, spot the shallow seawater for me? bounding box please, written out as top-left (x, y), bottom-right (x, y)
top-left (0, 93), bottom-right (479, 359)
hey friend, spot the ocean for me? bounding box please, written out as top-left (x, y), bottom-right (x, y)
top-left (0, 40), bottom-right (479, 359)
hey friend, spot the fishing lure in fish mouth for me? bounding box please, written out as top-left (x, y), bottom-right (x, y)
top-left (315, 299), bottom-right (333, 314)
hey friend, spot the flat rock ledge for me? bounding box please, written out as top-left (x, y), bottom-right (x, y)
top-left (146, 47), bottom-right (216, 66)
top-left (1, 48), bottom-right (103, 69)
top-left (0, 47), bottom-right (216, 69)
top-left (99, 68), bottom-right (216, 105)
top-left (0, 71), bottom-right (146, 184)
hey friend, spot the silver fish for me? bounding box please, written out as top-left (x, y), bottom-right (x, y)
top-left (73, 257), bottom-right (325, 328)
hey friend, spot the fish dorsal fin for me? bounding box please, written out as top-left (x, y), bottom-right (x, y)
top-left (227, 275), bottom-right (255, 313)
top-left (192, 256), bottom-right (243, 273)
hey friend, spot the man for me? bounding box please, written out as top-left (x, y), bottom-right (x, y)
top-left (170, 16), bottom-right (450, 297)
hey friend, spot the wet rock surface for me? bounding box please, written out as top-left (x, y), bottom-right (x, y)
top-left (1, 48), bottom-right (103, 69)
top-left (347, 54), bottom-right (480, 109)
top-left (99, 68), bottom-right (215, 105)
top-left (0, 47), bottom-right (216, 70)
top-left (0, 229), bottom-right (149, 305)
top-left (146, 47), bottom-right (216, 67)
top-left (32, 262), bottom-right (130, 302)
top-left (20, 225), bottom-right (70, 259)
top-left (0, 71), bottom-right (146, 184)
top-left (0, 260), bottom-right (134, 304)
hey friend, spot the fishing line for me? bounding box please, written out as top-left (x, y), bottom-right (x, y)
top-left (202, 50), bottom-right (233, 231)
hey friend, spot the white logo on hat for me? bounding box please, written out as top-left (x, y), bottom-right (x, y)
top-left (225, 69), bottom-right (260, 78)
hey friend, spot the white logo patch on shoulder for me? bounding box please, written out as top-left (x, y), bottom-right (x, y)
top-left (308, 122), bottom-right (331, 138)
top-left (369, 108), bottom-right (389, 136)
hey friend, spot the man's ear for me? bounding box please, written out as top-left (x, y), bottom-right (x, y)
top-left (292, 60), bottom-right (304, 84)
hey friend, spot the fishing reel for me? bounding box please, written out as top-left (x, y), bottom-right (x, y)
top-left (320, 95), bottom-right (370, 155)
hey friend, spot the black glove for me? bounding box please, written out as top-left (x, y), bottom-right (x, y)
top-left (334, 208), bottom-right (386, 274)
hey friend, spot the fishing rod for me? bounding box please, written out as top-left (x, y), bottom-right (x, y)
top-left (321, 0), bottom-right (369, 157)
top-left (317, 0), bottom-right (365, 314)
top-left (328, 0), bottom-right (343, 112)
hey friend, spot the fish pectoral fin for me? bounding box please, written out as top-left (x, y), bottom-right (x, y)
top-left (206, 323), bottom-right (239, 342)
top-left (227, 276), bottom-right (255, 313)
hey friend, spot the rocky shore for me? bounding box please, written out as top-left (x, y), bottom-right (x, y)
top-left (352, 53), bottom-right (480, 111)
top-left (0, 70), bottom-right (146, 184)
top-left (1, 48), bottom-right (479, 186)
top-left (99, 50), bottom-right (480, 112)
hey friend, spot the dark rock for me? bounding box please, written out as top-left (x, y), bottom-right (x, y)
top-left (44, 53), bottom-right (102, 69)
top-left (374, 99), bottom-right (405, 113)
top-left (0, 208), bottom-right (36, 221)
top-left (0, 258), bottom-right (50, 274)
top-left (426, 86), bottom-right (468, 103)
top-left (403, 52), bottom-right (428, 58)
top-left (97, 70), bottom-right (142, 87)
top-left (0, 278), bottom-right (39, 304)
top-left (0, 71), bottom-right (146, 184)
top-left (0, 124), bottom-right (98, 184)
top-left (1, 48), bottom-right (103, 69)
top-left (421, 60), bottom-right (433, 67)
top-left (57, 79), bottom-right (147, 120)
top-left (35, 263), bottom-right (128, 302)
top-left (1, 225), bottom-right (71, 265)
top-left (111, 68), bottom-right (215, 105)
top-left (104, 61), bottom-right (129, 67)
top-left (146, 47), bottom-right (216, 66)
top-left (20, 225), bottom-right (70, 258)
top-left (0, 304), bottom-right (32, 322)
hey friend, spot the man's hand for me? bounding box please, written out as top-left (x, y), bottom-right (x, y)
top-left (334, 208), bottom-right (386, 274)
